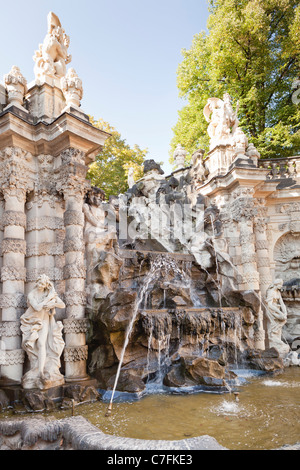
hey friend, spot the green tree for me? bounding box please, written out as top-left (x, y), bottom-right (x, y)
top-left (87, 117), bottom-right (148, 199)
top-left (170, 0), bottom-right (300, 164)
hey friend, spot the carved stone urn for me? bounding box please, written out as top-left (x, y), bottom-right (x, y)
top-left (61, 68), bottom-right (83, 110)
top-left (4, 66), bottom-right (27, 110)
top-left (173, 144), bottom-right (186, 170)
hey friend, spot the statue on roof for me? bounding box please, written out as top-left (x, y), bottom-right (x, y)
top-left (33, 12), bottom-right (72, 80)
top-left (203, 93), bottom-right (239, 150)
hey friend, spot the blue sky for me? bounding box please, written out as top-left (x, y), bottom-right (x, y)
top-left (0, 0), bottom-right (209, 174)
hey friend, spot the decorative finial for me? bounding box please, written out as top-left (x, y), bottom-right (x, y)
top-left (173, 144), bottom-right (186, 170)
top-left (61, 68), bottom-right (83, 110)
top-left (3, 66), bottom-right (27, 111)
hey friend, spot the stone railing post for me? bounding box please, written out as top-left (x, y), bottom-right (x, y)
top-left (57, 148), bottom-right (89, 382)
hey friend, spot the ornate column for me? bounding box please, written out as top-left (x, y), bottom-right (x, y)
top-left (231, 188), bottom-right (266, 349)
top-left (231, 188), bottom-right (259, 291)
top-left (57, 148), bottom-right (89, 382)
top-left (0, 185), bottom-right (27, 383)
top-left (253, 211), bottom-right (272, 351)
top-left (254, 202), bottom-right (272, 297)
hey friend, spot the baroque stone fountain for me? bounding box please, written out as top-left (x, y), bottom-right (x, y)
top-left (0, 13), bottom-right (299, 446)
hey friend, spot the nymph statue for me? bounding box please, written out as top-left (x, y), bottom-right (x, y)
top-left (20, 274), bottom-right (65, 389)
top-left (265, 279), bottom-right (290, 357)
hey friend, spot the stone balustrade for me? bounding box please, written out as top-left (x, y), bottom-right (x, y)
top-left (258, 156), bottom-right (300, 180)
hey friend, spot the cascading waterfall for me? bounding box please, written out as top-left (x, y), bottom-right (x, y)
top-left (105, 254), bottom-right (193, 415)
top-left (105, 256), bottom-right (164, 416)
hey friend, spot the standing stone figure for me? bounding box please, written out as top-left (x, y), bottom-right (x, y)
top-left (20, 274), bottom-right (65, 389)
top-left (33, 12), bottom-right (71, 80)
top-left (265, 279), bottom-right (290, 357)
top-left (203, 93), bottom-right (239, 150)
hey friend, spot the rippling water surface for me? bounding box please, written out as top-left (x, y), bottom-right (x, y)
top-left (1, 368), bottom-right (300, 450)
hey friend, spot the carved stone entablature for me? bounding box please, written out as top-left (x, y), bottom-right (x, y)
top-left (64, 345), bottom-right (88, 362)
top-left (0, 293), bottom-right (26, 309)
top-left (26, 242), bottom-right (64, 257)
top-left (0, 321), bottom-right (21, 337)
top-left (1, 266), bottom-right (26, 282)
top-left (64, 210), bottom-right (84, 227)
top-left (64, 291), bottom-right (86, 306)
top-left (63, 263), bottom-right (86, 280)
top-left (63, 317), bottom-right (88, 334)
top-left (0, 349), bottom-right (25, 366)
top-left (1, 239), bottom-right (26, 255)
top-left (26, 216), bottom-right (64, 232)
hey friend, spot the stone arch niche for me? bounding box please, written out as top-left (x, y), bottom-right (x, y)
top-left (274, 232), bottom-right (300, 340)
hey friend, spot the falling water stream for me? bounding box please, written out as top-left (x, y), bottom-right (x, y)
top-left (105, 256), bottom-right (163, 415)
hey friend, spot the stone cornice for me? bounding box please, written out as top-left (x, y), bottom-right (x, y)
top-left (197, 166), bottom-right (273, 198)
top-left (0, 108), bottom-right (110, 164)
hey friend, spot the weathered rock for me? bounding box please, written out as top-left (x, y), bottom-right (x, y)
top-left (163, 364), bottom-right (186, 388)
top-left (97, 251), bottom-right (123, 291)
top-left (23, 391), bottom-right (56, 412)
top-left (182, 356), bottom-right (225, 385)
top-left (64, 384), bottom-right (100, 404)
top-left (106, 370), bottom-right (146, 393)
top-left (246, 348), bottom-right (284, 372)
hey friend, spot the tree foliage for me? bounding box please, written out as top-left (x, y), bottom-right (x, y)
top-left (170, 0), bottom-right (300, 164)
top-left (87, 117), bottom-right (148, 199)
